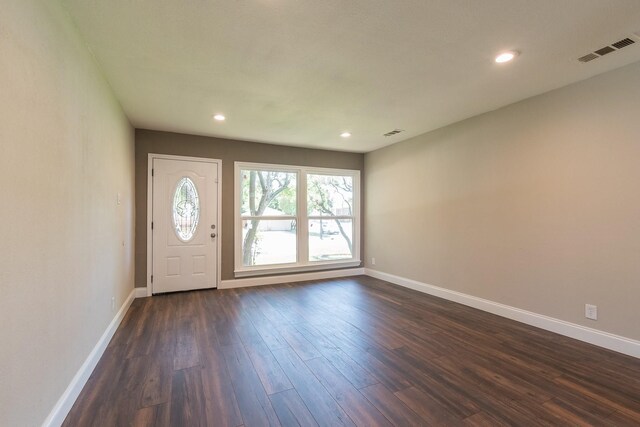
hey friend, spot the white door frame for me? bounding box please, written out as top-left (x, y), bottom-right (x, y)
top-left (146, 153), bottom-right (222, 296)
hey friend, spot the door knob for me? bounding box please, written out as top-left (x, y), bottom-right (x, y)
top-left (211, 233), bottom-right (217, 238)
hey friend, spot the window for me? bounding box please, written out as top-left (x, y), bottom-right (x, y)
top-left (235, 162), bottom-right (360, 276)
top-left (240, 169), bottom-right (297, 267)
top-left (307, 174), bottom-right (355, 262)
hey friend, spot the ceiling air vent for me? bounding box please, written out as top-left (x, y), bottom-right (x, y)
top-left (383, 129), bottom-right (404, 137)
top-left (612, 37), bottom-right (635, 49)
top-left (577, 35), bottom-right (637, 63)
top-left (594, 46), bottom-right (615, 56)
top-left (578, 53), bottom-right (599, 63)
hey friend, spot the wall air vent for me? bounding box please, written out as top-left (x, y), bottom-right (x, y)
top-left (577, 35), bottom-right (637, 63)
top-left (383, 129), bottom-right (404, 137)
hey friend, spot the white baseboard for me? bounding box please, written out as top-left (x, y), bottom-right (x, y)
top-left (365, 268), bottom-right (640, 359)
top-left (43, 288), bottom-right (137, 427)
top-left (221, 268), bottom-right (365, 289)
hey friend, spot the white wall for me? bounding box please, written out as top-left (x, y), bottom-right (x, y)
top-left (0, 0), bottom-right (135, 425)
top-left (366, 60), bottom-right (640, 342)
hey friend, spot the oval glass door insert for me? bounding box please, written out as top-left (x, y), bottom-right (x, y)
top-left (173, 177), bottom-right (200, 241)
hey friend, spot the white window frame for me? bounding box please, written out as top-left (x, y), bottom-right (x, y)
top-left (234, 162), bottom-right (361, 277)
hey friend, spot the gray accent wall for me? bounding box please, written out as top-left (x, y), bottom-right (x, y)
top-left (135, 130), bottom-right (364, 284)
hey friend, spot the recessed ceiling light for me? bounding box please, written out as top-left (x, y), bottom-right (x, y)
top-left (213, 114), bottom-right (226, 121)
top-left (340, 132), bottom-right (351, 138)
top-left (495, 50), bottom-right (519, 63)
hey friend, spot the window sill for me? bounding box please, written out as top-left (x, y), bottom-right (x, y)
top-left (234, 260), bottom-right (362, 278)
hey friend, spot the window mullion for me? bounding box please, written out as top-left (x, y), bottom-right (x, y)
top-left (298, 171), bottom-right (309, 265)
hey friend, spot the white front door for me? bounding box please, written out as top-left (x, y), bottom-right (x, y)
top-left (152, 157), bottom-right (219, 293)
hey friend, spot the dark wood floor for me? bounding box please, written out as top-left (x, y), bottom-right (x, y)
top-left (64, 276), bottom-right (640, 426)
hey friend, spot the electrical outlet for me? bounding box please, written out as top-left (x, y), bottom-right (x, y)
top-left (585, 304), bottom-right (597, 320)
top-left (371, 257), bottom-right (376, 265)
top-left (111, 296), bottom-right (116, 312)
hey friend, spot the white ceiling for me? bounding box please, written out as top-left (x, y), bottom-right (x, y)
top-left (60, 0), bottom-right (640, 153)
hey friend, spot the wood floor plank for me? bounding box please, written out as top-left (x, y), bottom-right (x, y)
top-left (294, 322), bottom-right (379, 389)
top-left (428, 354), bottom-right (553, 405)
top-left (173, 318), bottom-right (201, 371)
top-left (123, 300), bottom-right (157, 359)
top-left (64, 277), bottom-right (640, 427)
top-left (305, 356), bottom-right (392, 426)
top-left (394, 386), bottom-right (463, 425)
top-left (246, 291), bottom-right (291, 327)
top-left (367, 345), bottom-right (481, 418)
top-left (72, 352), bottom-right (148, 426)
top-left (553, 375), bottom-right (640, 420)
top-left (119, 354), bottom-right (151, 392)
top-left (240, 334), bottom-right (293, 395)
top-left (322, 328), bottom-right (413, 392)
top-left (359, 383), bottom-right (427, 426)
top-left (140, 355), bottom-right (173, 408)
top-left (200, 365), bottom-right (243, 427)
top-left (271, 347), bottom-right (355, 427)
top-left (108, 300), bottom-right (145, 349)
top-left (62, 345), bottom-right (127, 426)
top-left (269, 389), bottom-right (319, 427)
top-left (542, 397), bottom-right (612, 426)
top-left (276, 324), bottom-right (322, 361)
top-left (605, 409), bottom-right (640, 426)
top-left (221, 344), bottom-right (282, 426)
top-left (478, 395), bottom-right (583, 426)
top-left (132, 404), bottom-right (170, 427)
top-left (462, 411), bottom-right (510, 427)
top-left (251, 316), bottom-right (291, 351)
top-left (215, 320), bottom-right (244, 347)
top-left (147, 297), bottom-right (177, 357)
top-left (170, 366), bottom-right (208, 427)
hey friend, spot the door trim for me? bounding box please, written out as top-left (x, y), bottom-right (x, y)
top-left (146, 153), bottom-right (222, 296)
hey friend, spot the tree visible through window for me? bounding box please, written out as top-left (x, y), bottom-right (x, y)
top-left (241, 169), bottom-right (296, 266)
top-left (308, 174), bottom-right (354, 261)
